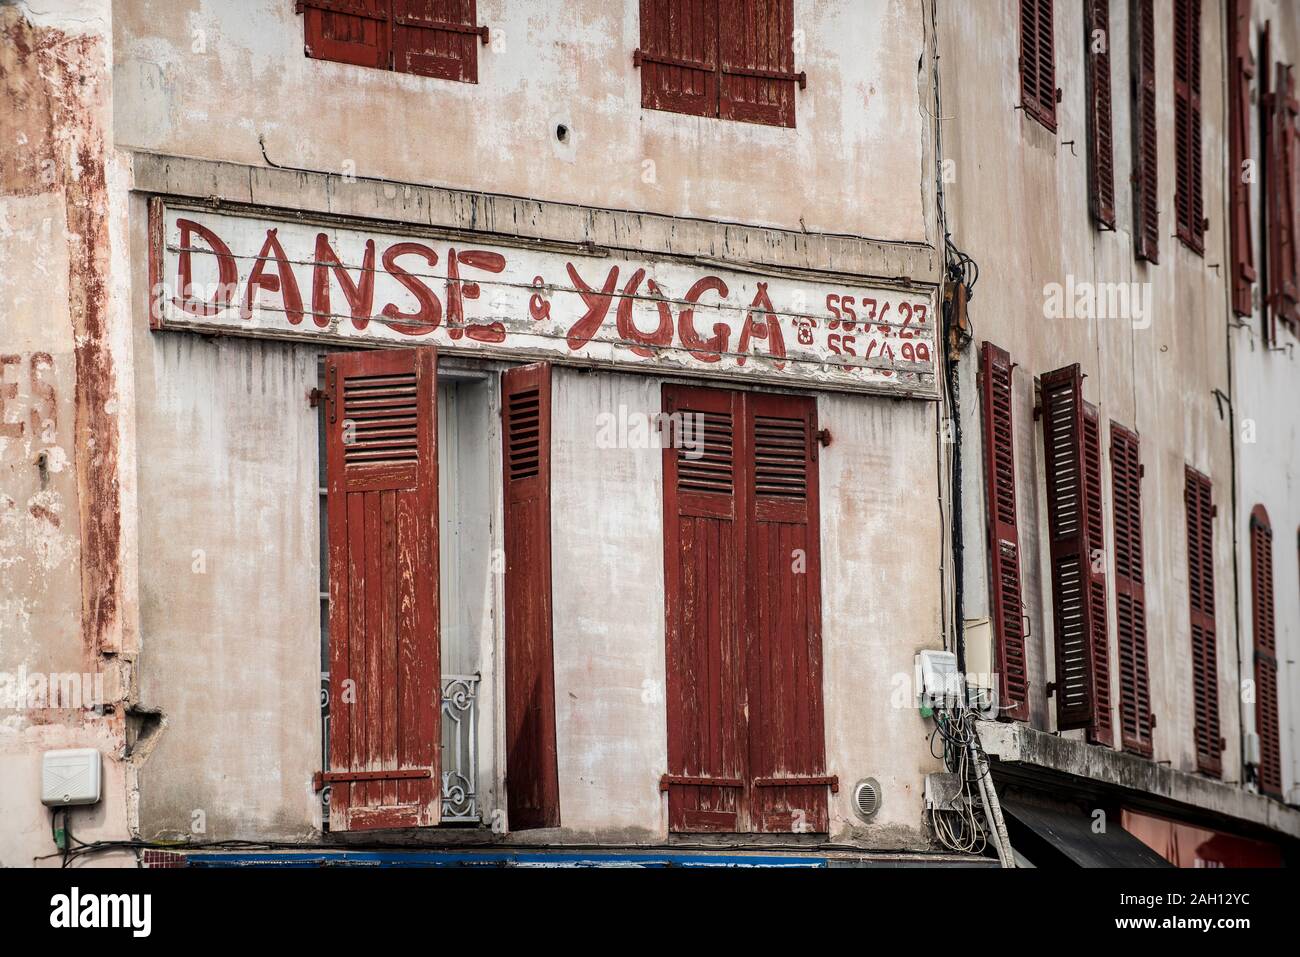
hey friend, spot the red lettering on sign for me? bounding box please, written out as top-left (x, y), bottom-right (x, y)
top-left (678, 276), bottom-right (730, 362)
top-left (313, 233), bottom-right (376, 330)
top-left (736, 283), bottom-right (786, 369)
top-left (242, 228), bottom-right (304, 325)
top-left (615, 269), bottom-right (674, 357)
top-left (565, 262), bottom-right (619, 350)
top-left (381, 242), bottom-right (442, 336)
top-left (446, 249), bottom-right (507, 342)
top-left (173, 218), bottom-right (238, 317)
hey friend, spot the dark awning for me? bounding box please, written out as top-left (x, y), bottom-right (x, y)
top-left (1001, 797), bottom-right (1172, 868)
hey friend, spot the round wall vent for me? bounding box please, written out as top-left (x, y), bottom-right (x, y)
top-left (853, 778), bottom-right (881, 822)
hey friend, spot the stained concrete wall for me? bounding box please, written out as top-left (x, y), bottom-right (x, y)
top-left (941, 0), bottom-right (1244, 782)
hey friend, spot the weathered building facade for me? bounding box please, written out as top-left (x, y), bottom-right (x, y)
top-left (0, 0), bottom-right (1296, 868)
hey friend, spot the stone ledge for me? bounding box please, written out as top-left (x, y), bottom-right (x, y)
top-left (127, 151), bottom-right (940, 286)
top-left (979, 722), bottom-right (1300, 840)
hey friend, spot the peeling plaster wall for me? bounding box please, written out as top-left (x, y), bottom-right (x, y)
top-left (110, 0), bottom-right (930, 240)
top-left (1233, 0), bottom-right (1300, 804)
top-left (942, 0), bottom-right (1241, 782)
top-left (0, 1), bottom-right (135, 867)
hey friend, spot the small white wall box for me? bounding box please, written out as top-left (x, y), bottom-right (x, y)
top-left (41, 749), bottom-right (102, 806)
top-left (916, 650), bottom-right (962, 708)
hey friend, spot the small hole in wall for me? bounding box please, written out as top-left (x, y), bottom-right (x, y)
top-left (556, 124), bottom-right (569, 143)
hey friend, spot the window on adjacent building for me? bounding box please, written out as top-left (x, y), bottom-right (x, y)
top-left (1019, 0), bottom-right (1058, 131)
top-left (660, 384), bottom-right (832, 833)
top-left (1174, 0), bottom-right (1205, 253)
top-left (1083, 0), bottom-right (1116, 227)
top-left (1185, 468), bottom-right (1222, 777)
top-left (636, 0), bottom-right (806, 128)
top-left (1132, 0), bottom-right (1160, 263)
top-left (1261, 38), bottom-right (1300, 338)
top-left (1249, 506), bottom-right (1283, 798)
top-left (1228, 1), bottom-right (1256, 316)
top-left (299, 0), bottom-right (488, 82)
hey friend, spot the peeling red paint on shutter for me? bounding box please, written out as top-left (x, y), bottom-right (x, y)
top-left (300, 0), bottom-right (392, 70)
top-left (502, 362), bottom-right (559, 829)
top-left (979, 343), bottom-right (1029, 721)
top-left (662, 385), bottom-right (747, 832)
top-left (1174, 0), bottom-right (1205, 253)
top-left (637, 0), bottom-right (720, 119)
top-left (1228, 0), bottom-right (1256, 316)
top-left (1110, 424), bottom-right (1152, 757)
top-left (1132, 0), bottom-right (1160, 263)
top-left (324, 346), bottom-right (440, 830)
top-left (744, 392), bottom-right (828, 833)
top-left (1083, 403), bottom-right (1113, 747)
top-left (1020, 0), bottom-right (1058, 131)
top-left (1249, 506), bottom-right (1282, 798)
top-left (1040, 365), bottom-right (1096, 730)
top-left (1186, 468), bottom-right (1221, 777)
top-left (719, 0), bottom-right (800, 129)
top-left (1084, 0), bottom-right (1116, 228)
top-left (393, 0), bottom-right (486, 83)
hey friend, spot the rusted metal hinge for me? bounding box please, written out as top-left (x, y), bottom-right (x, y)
top-left (752, 775), bottom-right (839, 793)
top-left (659, 774), bottom-right (744, 791)
top-left (313, 768), bottom-right (432, 792)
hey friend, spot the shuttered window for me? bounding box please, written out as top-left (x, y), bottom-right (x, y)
top-left (1083, 403), bottom-right (1113, 747)
top-left (1039, 365), bottom-right (1097, 730)
top-left (1084, 0), bottom-right (1116, 228)
top-left (662, 385), bottom-right (831, 833)
top-left (1263, 58), bottom-right (1300, 335)
top-left (979, 343), bottom-right (1029, 721)
top-left (637, 0), bottom-right (805, 128)
top-left (322, 346), bottom-right (441, 830)
top-left (502, 363), bottom-right (560, 829)
top-left (1249, 506), bottom-right (1283, 798)
top-left (1174, 0), bottom-right (1205, 253)
top-left (1132, 0), bottom-right (1160, 263)
top-left (1185, 468), bottom-right (1221, 777)
top-left (1111, 424), bottom-right (1153, 757)
top-left (299, 1), bottom-right (488, 82)
top-left (1019, 0), bottom-right (1058, 131)
top-left (1228, 0), bottom-right (1256, 316)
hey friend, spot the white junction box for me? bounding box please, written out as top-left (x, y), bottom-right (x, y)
top-left (41, 748), bottom-right (102, 806)
top-left (916, 649), bottom-right (962, 708)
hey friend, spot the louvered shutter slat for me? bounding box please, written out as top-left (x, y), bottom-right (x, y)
top-left (1085, 0), bottom-right (1117, 228)
top-left (1249, 508), bottom-right (1283, 798)
top-left (1229, 0), bottom-right (1256, 316)
top-left (1185, 469), bottom-right (1221, 776)
top-left (1110, 425), bottom-right (1153, 756)
top-left (1132, 0), bottom-right (1160, 263)
top-left (1083, 404), bottom-right (1113, 746)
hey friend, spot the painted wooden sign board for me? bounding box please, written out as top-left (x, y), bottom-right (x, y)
top-left (149, 200), bottom-right (938, 396)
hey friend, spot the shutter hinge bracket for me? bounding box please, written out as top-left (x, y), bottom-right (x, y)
top-left (309, 387), bottom-right (326, 409)
top-left (1045, 681), bottom-right (1056, 698)
top-left (816, 428), bottom-right (833, 448)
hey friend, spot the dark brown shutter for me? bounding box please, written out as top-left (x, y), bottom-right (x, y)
top-left (662, 385), bottom-right (747, 831)
top-left (1019, 0), bottom-right (1057, 131)
top-left (1228, 0), bottom-right (1256, 316)
top-left (1266, 63), bottom-right (1300, 332)
top-left (1083, 403), bottom-right (1113, 747)
top-left (300, 0), bottom-right (391, 70)
top-left (1084, 0), bottom-right (1116, 228)
top-left (1185, 468), bottom-right (1221, 777)
top-left (719, 0), bottom-right (800, 129)
top-left (744, 392), bottom-right (828, 833)
top-left (1132, 0), bottom-right (1160, 263)
top-left (637, 0), bottom-right (720, 119)
top-left (1040, 365), bottom-right (1096, 730)
top-left (1174, 0), bottom-right (1205, 253)
top-left (393, 0), bottom-right (486, 83)
top-left (502, 363), bottom-right (559, 829)
top-left (979, 343), bottom-right (1029, 721)
top-left (1110, 424), bottom-right (1153, 756)
top-left (1249, 506), bottom-right (1283, 798)
top-left (324, 346), bottom-right (440, 830)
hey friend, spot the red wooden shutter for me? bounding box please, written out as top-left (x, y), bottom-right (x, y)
top-left (393, 0), bottom-right (486, 83)
top-left (719, 0), bottom-right (801, 129)
top-left (1110, 424), bottom-right (1152, 756)
top-left (1228, 0), bottom-right (1256, 317)
top-left (502, 363), bottom-right (559, 829)
top-left (744, 392), bottom-right (828, 833)
top-left (1084, 0), bottom-right (1116, 228)
top-left (662, 385), bottom-right (747, 831)
top-left (637, 0), bottom-right (720, 119)
top-left (1249, 506), bottom-right (1282, 798)
top-left (1019, 0), bottom-right (1058, 131)
top-left (1040, 365), bottom-right (1096, 730)
top-left (1185, 468), bottom-right (1221, 777)
top-left (1083, 403), bottom-right (1113, 747)
top-left (1132, 0), bottom-right (1160, 263)
top-left (324, 346), bottom-right (440, 830)
top-left (1174, 0), bottom-right (1205, 253)
top-left (1266, 63), bottom-right (1300, 331)
top-left (979, 343), bottom-right (1029, 721)
top-left (300, 0), bottom-right (391, 70)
